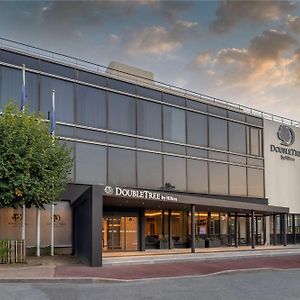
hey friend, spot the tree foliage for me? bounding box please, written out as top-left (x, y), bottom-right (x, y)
top-left (0, 101), bottom-right (73, 208)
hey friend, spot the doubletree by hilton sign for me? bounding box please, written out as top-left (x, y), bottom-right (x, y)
top-left (270, 125), bottom-right (299, 161)
top-left (104, 186), bottom-right (178, 202)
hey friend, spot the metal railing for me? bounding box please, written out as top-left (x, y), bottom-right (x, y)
top-left (0, 37), bottom-right (299, 127)
top-left (0, 239), bottom-right (26, 264)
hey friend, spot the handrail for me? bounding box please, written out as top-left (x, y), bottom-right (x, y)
top-left (0, 37), bottom-right (299, 127)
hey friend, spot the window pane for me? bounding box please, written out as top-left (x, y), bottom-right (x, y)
top-left (0, 49), bottom-right (39, 69)
top-left (187, 159), bottom-right (208, 193)
top-left (76, 128), bottom-right (106, 143)
top-left (229, 165), bottom-right (247, 196)
top-left (75, 143), bottom-right (107, 185)
top-left (163, 156), bottom-right (186, 191)
top-left (162, 93), bottom-right (185, 106)
top-left (137, 152), bottom-right (162, 190)
top-left (0, 67), bottom-right (38, 113)
top-left (163, 143), bottom-right (186, 155)
top-left (108, 134), bottom-right (135, 147)
top-left (229, 154), bottom-right (246, 164)
top-left (77, 70), bottom-right (107, 87)
top-left (187, 112), bottom-right (207, 146)
top-left (209, 117), bottom-right (227, 150)
top-left (137, 100), bottom-right (162, 138)
top-left (40, 76), bottom-right (74, 123)
top-left (250, 127), bottom-right (260, 156)
top-left (247, 157), bottom-right (264, 167)
top-left (246, 115), bottom-right (263, 126)
top-left (107, 78), bottom-right (136, 94)
top-left (163, 106), bottom-right (186, 143)
top-left (76, 85), bottom-right (106, 128)
top-left (108, 148), bottom-right (136, 187)
top-left (186, 100), bottom-right (207, 112)
top-left (228, 111), bottom-right (246, 122)
top-left (248, 168), bottom-right (264, 198)
top-left (40, 60), bottom-right (75, 79)
top-left (137, 139), bottom-right (162, 151)
top-left (229, 122), bottom-right (246, 154)
top-left (136, 86), bottom-right (161, 101)
top-left (108, 92), bottom-right (136, 134)
top-left (209, 162), bottom-right (228, 194)
top-left (209, 151), bottom-right (227, 161)
top-left (62, 141), bottom-right (75, 182)
top-left (186, 147), bottom-right (208, 158)
top-left (208, 106), bottom-right (227, 117)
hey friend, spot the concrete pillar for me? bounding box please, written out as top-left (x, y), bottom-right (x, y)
top-left (265, 216), bottom-right (270, 245)
top-left (191, 205), bottom-right (195, 253)
top-left (283, 214), bottom-right (287, 246)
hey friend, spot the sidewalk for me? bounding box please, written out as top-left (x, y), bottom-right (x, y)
top-left (0, 246), bottom-right (300, 282)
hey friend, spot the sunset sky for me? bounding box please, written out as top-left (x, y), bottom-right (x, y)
top-left (1, 1), bottom-right (300, 121)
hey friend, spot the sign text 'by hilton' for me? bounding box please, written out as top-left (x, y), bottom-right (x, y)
top-left (104, 186), bottom-right (178, 202)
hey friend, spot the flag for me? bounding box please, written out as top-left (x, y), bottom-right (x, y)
top-left (50, 90), bottom-right (56, 136)
top-left (20, 64), bottom-right (26, 111)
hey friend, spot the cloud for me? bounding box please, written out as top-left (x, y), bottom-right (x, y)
top-left (124, 20), bottom-right (201, 56)
top-left (285, 15), bottom-right (300, 33)
top-left (210, 0), bottom-right (296, 34)
top-left (192, 30), bottom-right (297, 92)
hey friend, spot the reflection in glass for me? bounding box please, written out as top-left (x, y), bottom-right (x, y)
top-left (137, 100), bottom-right (162, 139)
top-left (163, 106), bottom-right (186, 143)
top-left (228, 122), bottom-right (246, 154)
top-left (209, 162), bottom-right (228, 194)
top-left (247, 168), bottom-right (264, 197)
top-left (187, 112), bottom-right (207, 146)
top-left (108, 92), bottom-right (136, 134)
top-left (163, 156), bottom-right (186, 191)
top-left (75, 142), bottom-right (107, 185)
top-left (187, 159), bottom-right (208, 193)
top-left (229, 165), bottom-right (247, 196)
top-left (137, 152), bottom-right (162, 190)
top-left (209, 117), bottom-right (227, 150)
top-left (108, 148), bottom-right (136, 187)
top-left (76, 85), bottom-right (106, 128)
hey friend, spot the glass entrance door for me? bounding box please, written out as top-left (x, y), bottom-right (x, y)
top-left (102, 216), bottom-right (137, 252)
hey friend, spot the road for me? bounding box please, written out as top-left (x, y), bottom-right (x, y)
top-left (1, 269), bottom-right (300, 300)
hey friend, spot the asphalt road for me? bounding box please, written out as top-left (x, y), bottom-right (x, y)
top-left (1, 269), bottom-right (300, 300)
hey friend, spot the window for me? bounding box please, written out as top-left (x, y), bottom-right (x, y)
top-left (228, 122), bottom-right (246, 154)
top-left (209, 162), bottom-right (228, 194)
top-left (137, 152), bottom-right (162, 190)
top-left (136, 86), bottom-right (161, 101)
top-left (229, 165), bottom-right (247, 196)
top-left (246, 115), bottom-right (263, 126)
top-left (0, 49), bottom-right (39, 69)
top-left (163, 156), bottom-right (186, 191)
top-left (209, 117), bottom-right (227, 150)
top-left (247, 168), bottom-right (264, 198)
top-left (40, 76), bottom-right (74, 123)
top-left (137, 100), bottom-right (162, 138)
top-left (249, 127), bottom-right (261, 156)
top-left (163, 106), bottom-right (186, 143)
top-left (187, 159), bottom-right (208, 193)
top-left (108, 148), bottom-right (136, 187)
top-left (107, 78), bottom-right (136, 94)
top-left (187, 112), bottom-right (208, 146)
top-left (76, 85), bottom-right (106, 129)
top-left (75, 142), bottom-right (107, 185)
top-left (40, 60), bottom-right (75, 79)
top-left (0, 67), bottom-right (38, 113)
top-left (108, 92), bottom-right (136, 134)
top-left (208, 106), bottom-right (227, 117)
top-left (186, 100), bottom-right (207, 112)
top-left (228, 111), bottom-right (246, 122)
top-left (77, 70), bottom-right (107, 87)
top-left (162, 93), bottom-right (185, 106)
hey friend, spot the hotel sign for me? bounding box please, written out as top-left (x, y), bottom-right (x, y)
top-left (270, 125), bottom-right (298, 161)
top-left (104, 186), bottom-right (178, 202)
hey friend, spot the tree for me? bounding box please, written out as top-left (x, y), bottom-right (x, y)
top-left (0, 101), bottom-right (73, 209)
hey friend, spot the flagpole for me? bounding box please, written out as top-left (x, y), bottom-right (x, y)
top-left (21, 64), bottom-right (26, 242)
top-left (50, 89), bottom-right (56, 257)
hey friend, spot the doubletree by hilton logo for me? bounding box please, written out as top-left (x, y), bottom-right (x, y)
top-left (104, 186), bottom-right (114, 195)
top-left (277, 125), bottom-right (295, 146)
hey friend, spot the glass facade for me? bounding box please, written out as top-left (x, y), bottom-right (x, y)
top-left (0, 49), bottom-right (265, 200)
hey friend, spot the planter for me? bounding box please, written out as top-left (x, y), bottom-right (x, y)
top-left (195, 240), bottom-right (205, 248)
top-left (209, 239), bottom-right (221, 248)
top-left (159, 239), bottom-right (174, 249)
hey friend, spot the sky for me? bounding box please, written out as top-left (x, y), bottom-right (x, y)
top-left (1, 0), bottom-right (300, 121)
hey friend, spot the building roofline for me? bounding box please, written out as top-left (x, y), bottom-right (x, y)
top-left (0, 36), bottom-right (299, 128)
